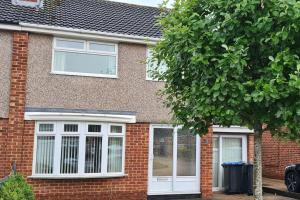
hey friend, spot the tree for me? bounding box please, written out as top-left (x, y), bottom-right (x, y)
top-left (152, 0), bottom-right (300, 199)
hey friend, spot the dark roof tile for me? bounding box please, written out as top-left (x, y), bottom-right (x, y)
top-left (0, 0), bottom-right (162, 38)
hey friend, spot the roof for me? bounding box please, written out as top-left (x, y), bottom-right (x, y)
top-left (0, 0), bottom-right (162, 38)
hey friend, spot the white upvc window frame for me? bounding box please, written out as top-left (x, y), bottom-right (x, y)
top-left (31, 121), bottom-right (126, 179)
top-left (51, 37), bottom-right (118, 78)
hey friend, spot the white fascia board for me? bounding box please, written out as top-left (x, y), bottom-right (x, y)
top-left (213, 125), bottom-right (254, 133)
top-left (24, 112), bottom-right (136, 123)
top-left (0, 23), bottom-right (160, 45)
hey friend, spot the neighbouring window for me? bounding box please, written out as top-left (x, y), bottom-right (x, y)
top-left (146, 48), bottom-right (167, 81)
top-left (34, 122), bottom-right (125, 177)
top-left (53, 38), bottom-right (118, 77)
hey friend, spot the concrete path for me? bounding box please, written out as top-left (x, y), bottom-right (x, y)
top-left (263, 177), bottom-right (287, 191)
top-left (213, 192), bottom-right (295, 200)
top-left (263, 177), bottom-right (300, 199)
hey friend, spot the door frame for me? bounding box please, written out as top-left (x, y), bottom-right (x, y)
top-left (148, 124), bottom-right (201, 195)
top-left (212, 134), bottom-right (247, 191)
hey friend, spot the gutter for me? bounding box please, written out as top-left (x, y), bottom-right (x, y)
top-left (0, 22), bottom-right (160, 45)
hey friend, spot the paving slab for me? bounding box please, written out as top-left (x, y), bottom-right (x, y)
top-left (263, 177), bottom-right (300, 199)
top-left (212, 192), bottom-right (295, 200)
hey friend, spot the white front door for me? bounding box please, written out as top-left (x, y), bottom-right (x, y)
top-left (213, 134), bottom-right (247, 191)
top-left (148, 125), bottom-right (200, 195)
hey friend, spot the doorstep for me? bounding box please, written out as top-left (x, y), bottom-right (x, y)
top-left (263, 177), bottom-right (300, 199)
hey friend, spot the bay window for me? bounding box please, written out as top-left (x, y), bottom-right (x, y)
top-left (52, 38), bottom-right (118, 78)
top-left (33, 122), bottom-right (125, 178)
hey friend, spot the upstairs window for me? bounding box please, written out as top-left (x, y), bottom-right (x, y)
top-left (146, 48), bottom-right (167, 81)
top-left (52, 38), bottom-right (118, 78)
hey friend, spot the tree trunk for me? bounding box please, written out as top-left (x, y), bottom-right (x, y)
top-left (253, 127), bottom-right (263, 200)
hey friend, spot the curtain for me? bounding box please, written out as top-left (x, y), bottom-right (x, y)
top-left (60, 136), bottom-right (79, 174)
top-left (54, 51), bottom-right (66, 71)
top-left (222, 138), bottom-right (242, 162)
top-left (85, 137), bottom-right (102, 173)
top-left (213, 138), bottom-right (219, 187)
top-left (35, 136), bottom-right (55, 174)
top-left (107, 137), bottom-right (123, 173)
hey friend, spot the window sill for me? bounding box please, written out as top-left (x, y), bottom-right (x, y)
top-left (146, 78), bottom-right (165, 82)
top-left (51, 71), bottom-right (118, 79)
top-left (29, 174), bottom-right (127, 179)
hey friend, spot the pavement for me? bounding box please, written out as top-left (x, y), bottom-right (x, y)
top-left (263, 177), bottom-right (300, 199)
top-left (212, 192), bottom-right (295, 200)
top-left (263, 177), bottom-right (287, 191)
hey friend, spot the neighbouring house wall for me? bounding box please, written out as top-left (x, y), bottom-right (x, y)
top-left (0, 31), bottom-right (13, 118)
top-left (262, 132), bottom-right (300, 179)
top-left (26, 34), bottom-right (171, 123)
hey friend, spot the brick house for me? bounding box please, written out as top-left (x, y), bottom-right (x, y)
top-left (0, 0), bottom-right (254, 199)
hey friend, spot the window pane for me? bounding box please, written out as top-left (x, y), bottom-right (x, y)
top-left (53, 51), bottom-right (117, 75)
top-left (213, 137), bottom-right (219, 187)
top-left (153, 128), bottom-right (173, 176)
top-left (147, 49), bottom-right (167, 80)
top-left (110, 125), bottom-right (122, 134)
top-left (88, 125), bottom-right (101, 133)
top-left (35, 136), bottom-right (55, 174)
top-left (64, 124), bottom-right (78, 132)
top-left (89, 43), bottom-right (115, 52)
top-left (222, 138), bottom-right (242, 162)
top-left (56, 39), bottom-right (84, 49)
top-left (39, 124), bottom-right (54, 132)
top-left (177, 129), bottom-right (196, 176)
top-left (107, 137), bottom-right (123, 173)
top-left (85, 137), bottom-right (102, 173)
top-left (60, 136), bottom-right (79, 174)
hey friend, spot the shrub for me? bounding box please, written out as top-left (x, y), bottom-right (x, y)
top-left (0, 174), bottom-right (34, 200)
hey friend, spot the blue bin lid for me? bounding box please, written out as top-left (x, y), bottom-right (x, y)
top-left (222, 162), bottom-right (244, 166)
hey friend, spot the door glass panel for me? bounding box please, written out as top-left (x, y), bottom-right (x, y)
top-left (177, 129), bottom-right (196, 176)
top-left (222, 138), bottom-right (242, 162)
top-left (221, 137), bottom-right (243, 187)
top-left (153, 128), bottom-right (173, 176)
top-left (213, 137), bottom-right (219, 187)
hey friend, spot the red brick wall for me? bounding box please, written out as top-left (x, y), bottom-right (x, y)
top-left (6, 32), bottom-right (29, 173)
top-left (247, 134), bottom-right (254, 163)
top-left (201, 127), bottom-right (213, 200)
top-left (0, 118), bottom-right (8, 177)
top-left (262, 132), bottom-right (300, 179)
top-left (19, 122), bottom-right (149, 200)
